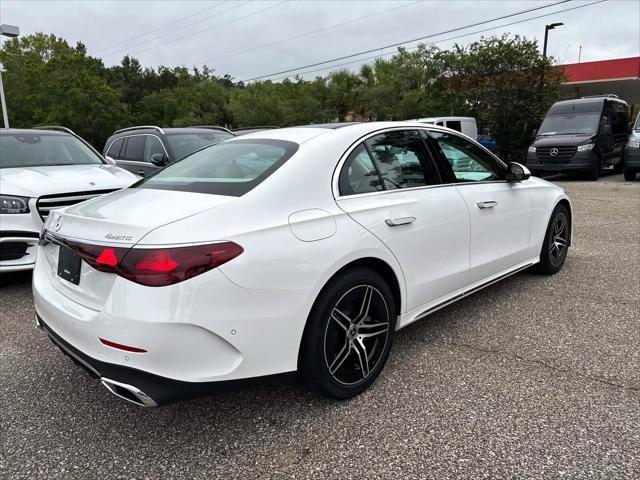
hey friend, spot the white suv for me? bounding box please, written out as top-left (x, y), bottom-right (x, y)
top-left (0, 127), bottom-right (137, 272)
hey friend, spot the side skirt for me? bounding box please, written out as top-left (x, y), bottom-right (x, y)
top-left (398, 258), bottom-right (538, 329)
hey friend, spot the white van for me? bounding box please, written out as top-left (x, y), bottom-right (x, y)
top-left (414, 117), bottom-right (478, 139)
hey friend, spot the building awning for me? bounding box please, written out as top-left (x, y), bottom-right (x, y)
top-left (559, 57), bottom-right (640, 106)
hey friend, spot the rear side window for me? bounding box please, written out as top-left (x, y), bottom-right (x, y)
top-left (339, 144), bottom-right (383, 195)
top-left (137, 139), bottom-right (298, 197)
top-left (339, 130), bottom-right (441, 196)
top-left (122, 136), bottom-right (145, 161)
top-left (365, 130), bottom-right (440, 190)
top-left (106, 138), bottom-right (124, 159)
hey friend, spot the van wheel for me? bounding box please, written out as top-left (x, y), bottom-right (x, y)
top-left (586, 156), bottom-right (601, 181)
top-left (624, 168), bottom-right (637, 181)
top-left (300, 267), bottom-right (396, 399)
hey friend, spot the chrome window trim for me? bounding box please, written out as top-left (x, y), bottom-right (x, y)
top-left (105, 133), bottom-right (169, 163)
top-left (332, 125), bottom-right (508, 200)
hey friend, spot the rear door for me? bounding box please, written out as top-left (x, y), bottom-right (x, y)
top-left (335, 129), bottom-right (470, 312)
top-left (427, 129), bottom-right (533, 284)
top-left (117, 135), bottom-right (157, 177)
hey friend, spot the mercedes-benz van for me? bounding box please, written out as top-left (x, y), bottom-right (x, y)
top-left (526, 95), bottom-right (630, 180)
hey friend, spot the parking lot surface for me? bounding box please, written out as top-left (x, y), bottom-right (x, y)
top-left (1, 175), bottom-right (639, 479)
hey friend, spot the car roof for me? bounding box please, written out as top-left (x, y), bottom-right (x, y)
top-left (0, 128), bottom-right (69, 136)
top-left (415, 117), bottom-right (476, 122)
top-left (229, 121), bottom-right (470, 145)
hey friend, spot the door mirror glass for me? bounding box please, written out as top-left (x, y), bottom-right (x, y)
top-left (150, 153), bottom-right (167, 167)
top-left (506, 162), bottom-right (531, 182)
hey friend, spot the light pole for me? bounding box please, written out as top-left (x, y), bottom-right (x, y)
top-left (540, 22), bottom-right (563, 90)
top-left (542, 22), bottom-right (563, 60)
top-left (0, 24), bottom-right (20, 129)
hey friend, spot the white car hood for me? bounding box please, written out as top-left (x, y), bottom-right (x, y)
top-left (0, 164), bottom-right (137, 198)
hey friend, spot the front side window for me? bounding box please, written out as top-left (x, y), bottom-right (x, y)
top-left (137, 139), bottom-right (298, 196)
top-left (429, 131), bottom-right (504, 182)
top-left (0, 133), bottom-right (103, 168)
top-left (143, 135), bottom-right (166, 162)
top-left (365, 130), bottom-right (440, 190)
top-left (166, 131), bottom-right (234, 160)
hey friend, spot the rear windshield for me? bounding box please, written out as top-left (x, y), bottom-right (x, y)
top-left (0, 133), bottom-right (103, 168)
top-left (136, 139), bottom-right (298, 196)
top-left (538, 112), bottom-right (600, 136)
top-left (166, 131), bottom-right (234, 160)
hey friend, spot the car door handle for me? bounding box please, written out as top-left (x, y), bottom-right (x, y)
top-left (385, 217), bottom-right (416, 227)
top-left (137, 169), bottom-right (145, 176)
top-left (477, 201), bottom-right (498, 209)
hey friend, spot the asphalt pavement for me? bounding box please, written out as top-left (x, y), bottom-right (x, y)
top-left (1, 173), bottom-right (639, 479)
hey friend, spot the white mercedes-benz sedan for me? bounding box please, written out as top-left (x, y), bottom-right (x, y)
top-left (0, 128), bottom-right (137, 272)
top-left (33, 122), bottom-right (571, 406)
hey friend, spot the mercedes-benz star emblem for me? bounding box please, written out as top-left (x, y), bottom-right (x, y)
top-left (550, 148), bottom-right (559, 157)
top-left (53, 216), bottom-right (63, 232)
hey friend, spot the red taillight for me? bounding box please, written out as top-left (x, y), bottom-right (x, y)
top-left (96, 248), bottom-right (118, 267)
top-left (67, 241), bottom-right (243, 287)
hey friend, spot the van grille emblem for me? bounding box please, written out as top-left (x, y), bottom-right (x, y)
top-left (550, 148), bottom-right (559, 156)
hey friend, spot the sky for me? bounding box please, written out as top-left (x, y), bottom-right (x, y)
top-left (1, 0), bottom-right (639, 82)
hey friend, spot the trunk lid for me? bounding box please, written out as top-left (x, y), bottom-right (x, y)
top-left (43, 188), bottom-right (234, 309)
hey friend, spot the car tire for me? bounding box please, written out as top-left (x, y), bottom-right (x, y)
top-left (300, 267), bottom-right (396, 399)
top-left (534, 204), bottom-right (570, 275)
top-left (624, 168), bottom-right (637, 181)
top-left (586, 156), bottom-right (601, 181)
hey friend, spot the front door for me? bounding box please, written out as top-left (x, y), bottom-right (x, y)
top-left (335, 129), bottom-right (471, 312)
top-left (427, 130), bottom-right (533, 284)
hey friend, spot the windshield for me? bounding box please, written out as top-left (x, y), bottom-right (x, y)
top-left (0, 133), bottom-right (103, 168)
top-left (635, 113), bottom-right (640, 130)
top-left (137, 139), bottom-right (298, 196)
top-left (166, 131), bottom-right (234, 160)
top-left (538, 112), bottom-right (600, 136)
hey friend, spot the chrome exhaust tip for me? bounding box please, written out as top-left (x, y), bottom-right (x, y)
top-left (100, 378), bottom-right (158, 407)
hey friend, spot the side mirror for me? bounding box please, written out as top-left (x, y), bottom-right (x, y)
top-left (531, 128), bottom-right (538, 139)
top-left (104, 156), bottom-right (116, 165)
top-left (506, 162), bottom-right (531, 182)
top-left (150, 153), bottom-right (168, 167)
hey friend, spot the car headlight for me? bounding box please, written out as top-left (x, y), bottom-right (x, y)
top-left (628, 140), bottom-right (640, 149)
top-left (577, 143), bottom-right (595, 152)
top-left (0, 195), bottom-right (30, 214)
top-left (528, 146), bottom-right (536, 153)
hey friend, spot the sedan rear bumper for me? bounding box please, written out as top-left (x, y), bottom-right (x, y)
top-left (37, 315), bottom-right (295, 406)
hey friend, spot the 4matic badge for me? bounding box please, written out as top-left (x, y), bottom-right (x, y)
top-left (105, 233), bottom-right (133, 241)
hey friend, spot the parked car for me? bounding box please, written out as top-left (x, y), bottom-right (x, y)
top-left (103, 126), bottom-right (235, 177)
top-left (0, 127), bottom-right (137, 272)
top-left (232, 126), bottom-right (279, 136)
top-left (34, 122), bottom-right (571, 406)
top-left (623, 111), bottom-right (640, 181)
top-left (414, 116), bottom-right (478, 139)
top-left (526, 95), bottom-right (630, 180)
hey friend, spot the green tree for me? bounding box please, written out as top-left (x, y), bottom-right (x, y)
top-left (0, 33), bottom-right (127, 147)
